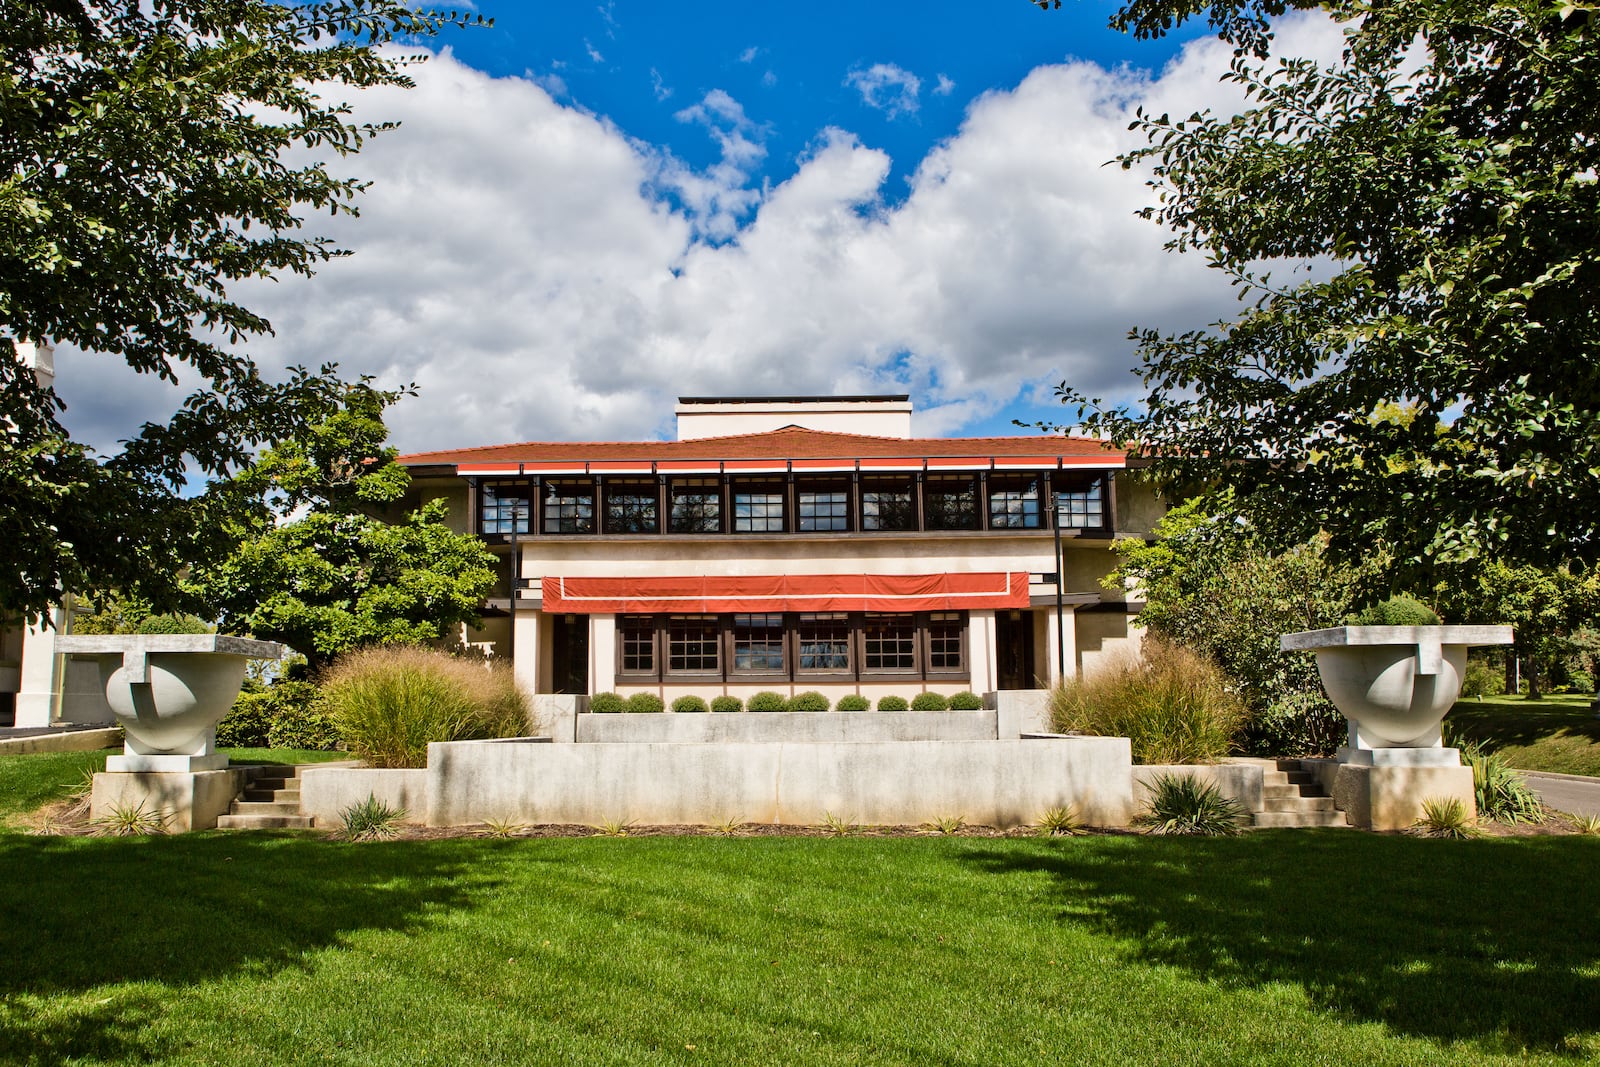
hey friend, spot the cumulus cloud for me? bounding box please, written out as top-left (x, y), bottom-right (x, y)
top-left (934, 74), bottom-right (956, 96)
top-left (845, 62), bottom-right (922, 118)
top-left (51, 15), bottom-right (1346, 454)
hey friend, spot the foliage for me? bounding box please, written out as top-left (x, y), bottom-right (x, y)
top-left (820, 812), bottom-right (858, 836)
top-left (671, 695), bottom-right (709, 714)
top-left (1460, 658), bottom-right (1500, 700)
top-left (338, 794), bottom-right (406, 842)
top-left (625, 693), bottom-right (665, 715)
top-left (93, 803), bottom-right (167, 837)
top-left (266, 697), bottom-right (341, 752)
top-left (135, 613), bottom-right (211, 635)
top-left (922, 815), bottom-right (967, 835)
top-left (1056, 0), bottom-right (1600, 579)
top-left (588, 692), bottom-right (627, 714)
top-left (787, 691), bottom-right (830, 713)
top-left (215, 693), bottom-right (275, 749)
top-left (321, 646), bottom-right (527, 769)
top-left (1349, 595), bottom-right (1441, 627)
top-left (1409, 797), bottom-right (1479, 840)
top-left (1, 1), bottom-right (485, 625)
top-left (910, 692), bottom-right (950, 712)
top-left (1460, 741), bottom-right (1545, 824)
top-left (1050, 641), bottom-right (1245, 764)
top-left (1109, 496), bottom-right (1374, 755)
top-left (71, 593), bottom-right (207, 636)
top-left (1574, 813), bottom-right (1600, 836)
top-left (835, 695), bottom-right (872, 712)
top-left (1435, 562), bottom-right (1600, 698)
top-left (1034, 805), bottom-right (1087, 837)
top-left (1135, 774), bottom-right (1245, 836)
top-left (218, 679), bottom-right (336, 750)
top-left (478, 817), bottom-right (528, 839)
top-left (948, 691), bottom-right (985, 711)
top-left (592, 818), bottom-right (636, 837)
top-left (188, 385), bottom-right (498, 670)
top-left (875, 695), bottom-right (910, 712)
top-left (710, 696), bottom-right (744, 714)
top-left (747, 691), bottom-right (787, 713)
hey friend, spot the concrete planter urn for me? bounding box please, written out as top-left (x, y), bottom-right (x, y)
top-left (54, 634), bottom-right (282, 772)
top-left (1279, 625), bottom-right (1512, 765)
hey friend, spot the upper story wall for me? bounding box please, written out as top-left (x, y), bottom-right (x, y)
top-left (676, 395), bottom-right (912, 440)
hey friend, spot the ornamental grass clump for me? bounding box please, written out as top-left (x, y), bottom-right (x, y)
top-left (1135, 774), bottom-right (1244, 836)
top-left (1461, 740), bottom-right (1545, 823)
top-left (1409, 796), bottom-right (1479, 839)
top-left (1048, 642), bottom-right (1244, 764)
top-left (322, 646), bottom-right (529, 769)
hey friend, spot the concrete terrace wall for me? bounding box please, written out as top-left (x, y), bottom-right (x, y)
top-left (577, 711), bottom-right (998, 744)
top-left (300, 766), bottom-right (430, 827)
top-left (424, 736), bottom-right (1134, 828)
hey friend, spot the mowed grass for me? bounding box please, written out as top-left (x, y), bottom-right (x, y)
top-left (0, 750), bottom-right (1595, 1067)
top-left (1450, 693), bottom-right (1600, 776)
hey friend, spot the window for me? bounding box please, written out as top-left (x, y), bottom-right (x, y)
top-left (732, 613), bottom-right (786, 673)
top-left (796, 613), bottom-right (851, 673)
top-left (926, 612), bottom-right (965, 673)
top-left (1054, 475), bottom-right (1107, 530)
top-left (669, 478), bottom-right (722, 533)
top-left (862, 613), bottom-right (917, 672)
top-left (988, 474), bottom-right (1042, 529)
top-left (861, 476), bottom-right (916, 531)
top-left (479, 482), bottom-right (530, 535)
top-left (667, 615), bottom-right (720, 673)
top-left (605, 479), bottom-right (658, 533)
top-left (923, 474), bottom-right (979, 531)
top-left (732, 480), bottom-right (785, 533)
top-left (542, 479), bottom-right (595, 534)
top-left (618, 615), bottom-right (656, 674)
top-left (797, 478), bottom-right (850, 532)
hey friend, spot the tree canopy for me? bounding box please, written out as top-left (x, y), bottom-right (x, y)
top-left (1054, 0), bottom-right (1600, 577)
top-left (1, 0), bottom-right (482, 623)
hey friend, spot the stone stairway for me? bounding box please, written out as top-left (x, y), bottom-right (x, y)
top-left (216, 765), bottom-right (314, 830)
top-left (1252, 759), bottom-right (1349, 828)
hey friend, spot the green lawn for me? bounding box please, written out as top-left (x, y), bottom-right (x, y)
top-left (0, 756), bottom-right (1596, 1065)
top-left (1449, 693), bottom-right (1600, 776)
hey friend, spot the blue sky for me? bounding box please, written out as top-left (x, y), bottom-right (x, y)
top-left (58, 3), bottom-right (1339, 452)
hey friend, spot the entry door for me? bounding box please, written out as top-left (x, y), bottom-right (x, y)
top-left (996, 610), bottom-right (1036, 690)
top-left (551, 614), bottom-right (589, 695)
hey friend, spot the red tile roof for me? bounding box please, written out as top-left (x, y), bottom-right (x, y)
top-left (397, 425), bottom-right (1125, 469)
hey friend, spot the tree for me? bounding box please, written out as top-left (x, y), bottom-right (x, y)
top-left (189, 383), bottom-right (498, 670)
top-left (1054, 0), bottom-right (1600, 578)
top-left (1435, 561), bottom-right (1600, 698)
top-left (1, 1), bottom-right (484, 624)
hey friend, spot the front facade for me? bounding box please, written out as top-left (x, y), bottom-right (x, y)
top-left (399, 396), bottom-right (1161, 704)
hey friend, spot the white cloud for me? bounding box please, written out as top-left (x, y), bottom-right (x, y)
top-left (738, 46), bottom-right (760, 64)
top-left (845, 63), bottom-right (922, 119)
top-left (934, 74), bottom-right (956, 96)
top-left (649, 67), bottom-right (671, 101)
top-left (51, 15), bottom-right (1348, 455)
top-left (583, 38), bottom-right (603, 64)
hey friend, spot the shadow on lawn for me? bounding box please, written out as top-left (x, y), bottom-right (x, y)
top-left (1450, 699), bottom-right (1600, 749)
top-left (0, 833), bottom-right (508, 1064)
top-left (964, 834), bottom-right (1600, 1056)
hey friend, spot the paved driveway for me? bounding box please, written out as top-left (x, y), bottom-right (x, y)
top-left (1521, 771), bottom-right (1600, 818)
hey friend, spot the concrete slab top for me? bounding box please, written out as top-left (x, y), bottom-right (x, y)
top-left (54, 634), bottom-right (283, 659)
top-left (1279, 625), bottom-right (1513, 651)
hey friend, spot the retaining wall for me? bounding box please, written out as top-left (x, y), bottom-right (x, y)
top-left (576, 710), bottom-right (998, 744)
top-left (300, 766), bottom-right (431, 828)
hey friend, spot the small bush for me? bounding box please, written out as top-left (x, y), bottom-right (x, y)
top-left (1462, 741), bottom-right (1544, 823)
top-left (588, 692), bottom-right (627, 714)
top-left (322, 646), bottom-right (529, 769)
top-left (1034, 805), bottom-right (1085, 837)
top-left (1243, 692), bottom-right (1345, 758)
top-left (1409, 796), bottom-right (1478, 839)
top-left (876, 695), bottom-right (909, 712)
top-left (1136, 774), bottom-right (1244, 836)
top-left (836, 695), bottom-right (871, 712)
top-left (748, 691), bottom-right (787, 713)
top-left (339, 794), bottom-right (407, 841)
top-left (625, 692), bottom-right (665, 714)
top-left (1460, 658), bottom-right (1500, 700)
top-left (787, 691), bottom-right (830, 713)
top-left (1049, 642), bottom-right (1245, 764)
top-left (948, 691), bottom-right (984, 711)
top-left (1350, 594), bottom-right (1441, 626)
top-left (134, 613), bottom-right (210, 635)
top-left (710, 696), bottom-right (743, 714)
top-left (267, 699), bottom-right (341, 751)
top-left (216, 692), bottom-right (275, 748)
top-left (910, 692), bottom-right (949, 712)
top-left (671, 695), bottom-right (709, 714)
top-left (94, 803), bottom-right (168, 837)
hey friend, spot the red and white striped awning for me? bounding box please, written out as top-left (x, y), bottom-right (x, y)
top-left (540, 572), bottom-right (1031, 614)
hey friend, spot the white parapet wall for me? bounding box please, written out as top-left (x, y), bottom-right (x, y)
top-left (299, 766), bottom-right (431, 827)
top-left (577, 711), bottom-right (998, 744)
top-left (423, 735), bottom-right (1134, 828)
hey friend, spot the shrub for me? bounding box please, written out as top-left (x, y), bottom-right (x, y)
top-left (1350, 594), bottom-right (1441, 626)
top-left (910, 692), bottom-right (949, 712)
top-left (671, 695), bottom-right (709, 714)
top-left (588, 692), bottom-right (627, 714)
top-left (836, 695), bottom-right (871, 712)
top-left (1242, 692), bottom-right (1345, 758)
top-left (268, 698), bottom-right (341, 751)
top-left (1034, 805), bottom-right (1085, 837)
top-left (1409, 796), bottom-right (1478, 839)
top-left (216, 692), bottom-right (275, 748)
top-left (1049, 642), bottom-right (1245, 764)
top-left (876, 695), bottom-right (909, 712)
top-left (94, 803), bottom-right (169, 837)
top-left (625, 692), bottom-right (665, 714)
top-left (748, 691), bottom-right (787, 713)
top-left (322, 646), bottom-right (529, 768)
top-left (1461, 740), bottom-right (1544, 823)
top-left (220, 680), bottom-right (339, 750)
top-left (1460, 657), bottom-right (1500, 699)
top-left (1135, 774), bottom-right (1244, 836)
top-left (710, 695), bottom-right (743, 713)
top-left (787, 691), bottom-right (829, 713)
top-left (948, 691), bottom-right (984, 711)
top-left (339, 794), bottom-right (407, 841)
top-left (134, 613), bottom-right (211, 635)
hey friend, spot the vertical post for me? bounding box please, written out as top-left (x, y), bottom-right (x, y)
top-left (1052, 491), bottom-right (1066, 686)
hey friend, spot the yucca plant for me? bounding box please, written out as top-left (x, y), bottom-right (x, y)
top-left (709, 815), bottom-right (746, 837)
top-left (922, 814), bottom-right (967, 835)
top-left (593, 818), bottom-right (636, 837)
top-left (339, 794), bottom-right (407, 841)
top-left (1409, 796), bottom-right (1479, 839)
top-left (1571, 812), bottom-right (1600, 836)
top-left (1034, 805), bottom-right (1086, 837)
top-left (94, 803), bottom-right (168, 837)
top-left (1135, 774), bottom-right (1244, 836)
top-left (820, 811), bottom-right (858, 837)
top-left (479, 817), bottom-right (529, 838)
top-left (1460, 741), bottom-right (1544, 824)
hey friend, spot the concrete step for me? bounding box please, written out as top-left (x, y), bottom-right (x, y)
top-left (229, 801), bottom-right (304, 817)
top-left (1253, 810), bottom-right (1350, 829)
top-left (216, 813), bottom-right (314, 830)
top-left (242, 787), bottom-right (301, 803)
top-left (1262, 782), bottom-right (1327, 800)
top-left (1261, 795), bottom-right (1336, 813)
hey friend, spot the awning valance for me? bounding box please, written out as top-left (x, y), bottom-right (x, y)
top-left (540, 572), bottom-right (1031, 614)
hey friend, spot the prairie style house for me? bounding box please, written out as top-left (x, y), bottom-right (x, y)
top-left (398, 395), bottom-right (1159, 704)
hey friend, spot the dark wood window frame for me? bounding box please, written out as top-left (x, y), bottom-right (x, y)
top-left (541, 478), bottom-right (596, 535)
